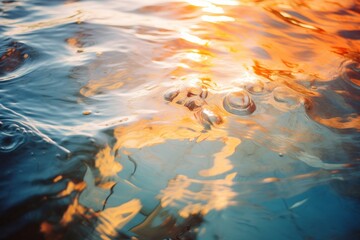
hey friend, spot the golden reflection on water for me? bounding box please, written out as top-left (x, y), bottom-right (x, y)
top-left (159, 173), bottom-right (237, 218)
top-left (95, 145), bottom-right (123, 179)
top-left (180, 31), bottom-right (210, 46)
top-left (96, 199), bottom-right (142, 240)
top-left (39, 0), bottom-right (360, 238)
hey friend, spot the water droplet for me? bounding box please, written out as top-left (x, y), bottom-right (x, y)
top-left (184, 98), bottom-right (204, 111)
top-left (200, 89), bottom-right (208, 99)
top-left (164, 89), bottom-right (180, 102)
top-left (223, 90), bottom-right (256, 115)
top-left (200, 108), bottom-right (223, 126)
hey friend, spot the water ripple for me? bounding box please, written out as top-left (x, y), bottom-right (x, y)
top-left (0, 39), bottom-right (36, 82)
top-left (341, 60), bottom-right (360, 90)
top-left (0, 122), bottom-right (27, 152)
top-left (1, 0), bottom-right (360, 239)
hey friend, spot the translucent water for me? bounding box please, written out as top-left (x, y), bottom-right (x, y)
top-left (1, 0), bottom-right (359, 239)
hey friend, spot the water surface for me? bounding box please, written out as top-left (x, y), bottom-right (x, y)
top-left (1, 0), bottom-right (360, 239)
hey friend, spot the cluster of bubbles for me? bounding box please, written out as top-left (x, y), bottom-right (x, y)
top-left (163, 77), bottom-right (305, 128)
top-left (164, 85), bottom-right (223, 128)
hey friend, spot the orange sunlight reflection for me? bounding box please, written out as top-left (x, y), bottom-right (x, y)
top-left (46, 0), bottom-right (360, 237)
top-left (95, 145), bottom-right (123, 178)
top-left (180, 30), bottom-right (210, 46)
top-left (159, 173), bottom-right (237, 218)
top-left (97, 199), bottom-right (142, 239)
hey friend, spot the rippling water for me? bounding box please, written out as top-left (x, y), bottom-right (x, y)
top-left (1, 0), bottom-right (360, 239)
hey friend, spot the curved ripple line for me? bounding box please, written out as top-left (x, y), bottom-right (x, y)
top-left (341, 60), bottom-right (360, 90)
top-left (0, 104), bottom-right (70, 154)
top-left (0, 41), bottom-right (37, 82)
top-left (0, 123), bottom-right (27, 153)
top-left (266, 8), bottom-right (325, 33)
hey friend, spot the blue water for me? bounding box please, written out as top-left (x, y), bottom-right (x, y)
top-left (1, 0), bottom-right (360, 239)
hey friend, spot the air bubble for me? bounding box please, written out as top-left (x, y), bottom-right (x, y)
top-left (185, 86), bottom-right (208, 99)
top-left (223, 90), bottom-right (256, 116)
top-left (164, 89), bottom-right (180, 102)
top-left (245, 80), bottom-right (265, 95)
top-left (200, 108), bottom-right (223, 126)
top-left (184, 98), bottom-right (204, 111)
top-left (200, 89), bottom-right (208, 99)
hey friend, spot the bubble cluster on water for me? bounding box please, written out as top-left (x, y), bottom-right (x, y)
top-left (164, 85), bottom-right (208, 110)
